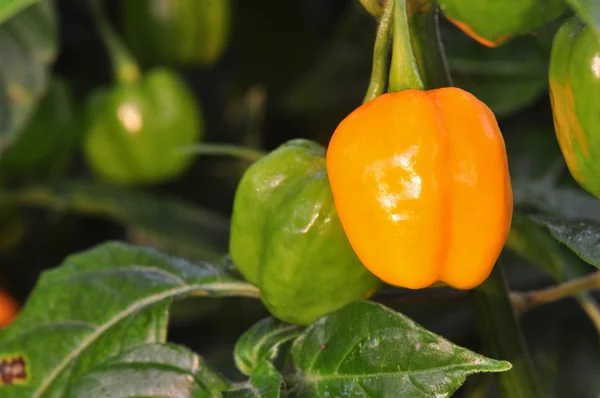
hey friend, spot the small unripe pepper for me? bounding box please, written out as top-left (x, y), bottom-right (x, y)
top-left (84, 69), bottom-right (202, 185)
top-left (121, 0), bottom-right (231, 66)
top-left (327, 88), bottom-right (513, 290)
top-left (437, 0), bottom-right (566, 47)
top-left (549, 17), bottom-right (600, 197)
top-left (230, 139), bottom-right (381, 325)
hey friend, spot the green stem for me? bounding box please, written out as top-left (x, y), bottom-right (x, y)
top-left (178, 143), bottom-right (266, 162)
top-left (511, 271), bottom-right (600, 313)
top-left (363, 0), bottom-right (394, 102)
top-left (474, 265), bottom-right (543, 398)
top-left (88, 0), bottom-right (140, 84)
top-left (388, 0), bottom-right (452, 92)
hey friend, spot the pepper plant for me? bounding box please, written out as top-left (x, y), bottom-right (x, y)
top-left (0, 0), bottom-right (599, 397)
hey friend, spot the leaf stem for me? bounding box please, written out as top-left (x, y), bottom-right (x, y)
top-left (363, 0), bottom-right (394, 103)
top-left (188, 282), bottom-right (260, 299)
top-left (178, 143), bottom-right (266, 162)
top-left (511, 271), bottom-right (600, 314)
top-left (88, 0), bottom-right (140, 84)
top-left (575, 293), bottom-right (600, 334)
top-left (474, 265), bottom-right (543, 398)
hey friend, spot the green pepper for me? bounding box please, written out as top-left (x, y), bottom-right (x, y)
top-left (121, 0), bottom-right (231, 67)
top-left (549, 17), bottom-right (600, 198)
top-left (437, 0), bottom-right (565, 47)
top-left (229, 139), bottom-right (381, 325)
top-left (84, 68), bottom-right (202, 185)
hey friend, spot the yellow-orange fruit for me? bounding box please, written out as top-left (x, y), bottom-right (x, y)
top-left (327, 88), bottom-right (513, 290)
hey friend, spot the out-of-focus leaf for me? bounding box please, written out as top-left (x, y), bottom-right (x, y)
top-left (567, 0), bottom-right (600, 39)
top-left (0, 180), bottom-right (230, 260)
top-left (508, 216), bottom-right (593, 281)
top-left (0, 0), bottom-right (57, 156)
top-left (474, 266), bottom-right (543, 398)
top-left (0, 78), bottom-right (78, 178)
top-left (289, 301), bottom-right (510, 397)
top-left (66, 343), bottom-right (230, 398)
top-left (0, 0), bottom-right (39, 24)
top-left (0, 242), bottom-right (257, 397)
top-left (530, 216), bottom-right (600, 269)
top-left (234, 317), bottom-right (301, 376)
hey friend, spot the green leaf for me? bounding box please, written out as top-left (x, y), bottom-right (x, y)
top-left (0, 0), bottom-right (39, 24)
top-left (288, 301), bottom-right (511, 397)
top-left (224, 361), bottom-right (283, 398)
top-left (0, 0), bottom-right (58, 156)
top-left (66, 343), bottom-right (230, 398)
top-left (531, 216), bottom-right (600, 269)
top-left (0, 242), bottom-right (258, 397)
top-left (474, 266), bottom-right (543, 398)
top-left (0, 180), bottom-right (230, 260)
top-left (567, 0), bottom-right (600, 39)
top-left (0, 77), bottom-right (78, 178)
top-left (508, 215), bottom-right (593, 281)
top-left (234, 317), bottom-right (302, 376)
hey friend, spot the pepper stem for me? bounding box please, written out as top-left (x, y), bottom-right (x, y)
top-left (363, 0), bottom-right (395, 103)
top-left (88, 0), bottom-right (140, 84)
top-left (388, 0), bottom-right (452, 92)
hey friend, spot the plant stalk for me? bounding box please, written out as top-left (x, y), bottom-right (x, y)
top-left (88, 0), bottom-right (140, 84)
top-left (363, 0), bottom-right (395, 103)
top-left (388, 0), bottom-right (452, 92)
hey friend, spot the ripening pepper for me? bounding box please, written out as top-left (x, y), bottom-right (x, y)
top-left (229, 139), bottom-right (381, 325)
top-left (84, 68), bottom-right (202, 185)
top-left (549, 17), bottom-right (600, 197)
top-left (0, 288), bottom-right (18, 328)
top-left (327, 88), bottom-right (513, 290)
top-left (437, 0), bottom-right (566, 47)
top-left (121, 0), bottom-right (231, 66)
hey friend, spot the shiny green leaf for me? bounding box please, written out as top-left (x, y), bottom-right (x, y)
top-left (234, 317), bottom-right (301, 376)
top-left (0, 242), bottom-right (257, 397)
top-left (289, 301), bottom-right (511, 397)
top-left (66, 343), bottom-right (230, 398)
top-left (531, 216), bottom-right (600, 269)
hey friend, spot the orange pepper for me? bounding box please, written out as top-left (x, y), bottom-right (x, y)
top-left (0, 288), bottom-right (19, 328)
top-left (326, 88), bottom-right (513, 290)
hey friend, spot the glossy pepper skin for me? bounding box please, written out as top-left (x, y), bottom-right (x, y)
top-left (549, 17), bottom-right (600, 197)
top-left (437, 0), bottom-right (565, 47)
top-left (230, 139), bottom-right (381, 325)
top-left (327, 88), bottom-right (513, 290)
top-left (121, 0), bottom-right (230, 66)
top-left (84, 68), bottom-right (202, 185)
